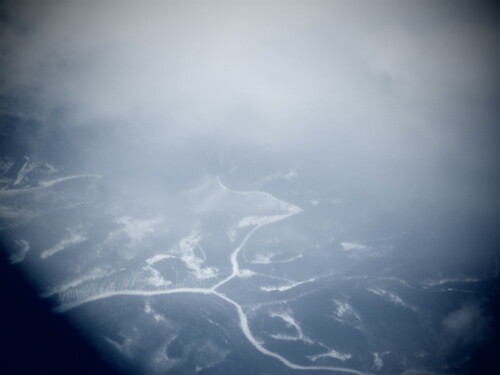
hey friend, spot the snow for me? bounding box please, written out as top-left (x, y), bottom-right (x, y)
top-left (143, 266), bottom-right (172, 287)
top-left (145, 253), bottom-right (175, 266)
top-left (115, 216), bottom-right (164, 243)
top-left (40, 267), bottom-right (116, 298)
top-left (40, 229), bottom-right (87, 259)
top-left (252, 251), bottom-right (303, 265)
top-left (308, 349), bottom-right (352, 362)
top-left (238, 269), bottom-right (256, 278)
top-left (341, 242), bottom-right (367, 251)
top-left (332, 300), bottom-right (361, 322)
top-left (367, 288), bottom-right (415, 311)
top-left (261, 278), bottom-right (315, 292)
top-left (175, 231), bottom-right (218, 280)
top-left (372, 352), bottom-right (389, 371)
top-left (269, 310), bottom-right (313, 344)
top-left (13, 157), bottom-right (31, 186)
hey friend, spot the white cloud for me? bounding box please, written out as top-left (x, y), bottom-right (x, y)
top-left (2, 0), bottom-right (496, 163)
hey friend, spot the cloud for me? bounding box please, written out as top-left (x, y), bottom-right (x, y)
top-left (1, 1), bottom-right (497, 137)
top-left (0, 0), bottom-right (498, 206)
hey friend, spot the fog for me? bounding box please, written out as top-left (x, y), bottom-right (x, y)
top-left (1, 0), bottom-right (499, 271)
top-left (3, 2), bottom-right (499, 194)
top-left (0, 2), bottom-right (499, 373)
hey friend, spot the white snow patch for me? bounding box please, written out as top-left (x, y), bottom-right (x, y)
top-left (143, 301), bottom-right (166, 322)
top-left (270, 311), bottom-right (301, 332)
top-left (237, 215), bottom-right (278, 228)
top-left (341, 242), bottom-right (367, 251)
top-left (115, 216), bottom-right (164, 243)
top-left (237, 207), bottom-right (301, 229)
top-left (367, 288), bottom-right (415, 311)
top-left (269, 310), bottom-right (312, 344)
top-left (153, 313), bottom-right (165, 322)
top-left (40, 267), bottom-right (116, 297)
top-left (145, 253), bottom-right (175, 266)
top-left (143, 266), bottom-right (172, 287)
top-left (334, 301), bottom-right (350, 317)
top-left (252, 251), bottom-right (303, 265)
top-left (269, 333), bottom-right (301, 341)
top-left (331, 300), bottom-right (364, 331)
top-left (174, 231), bottom-right (218, 279)
top-left (261, 278), bottom-right (314, 292)
top-left (333, 300), bottom-right (361, 321)
top-left (308, 349), bottom-right (352, 362)
top-left (238, 269), bottom-right (256, 278)
top-left (40, 229), bottom-right (87, 259)
top-left (95, 215), bottom-right (164, 260)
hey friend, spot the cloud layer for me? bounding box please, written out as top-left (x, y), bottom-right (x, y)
top-left (1, 0), bottom-right (499, 206)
